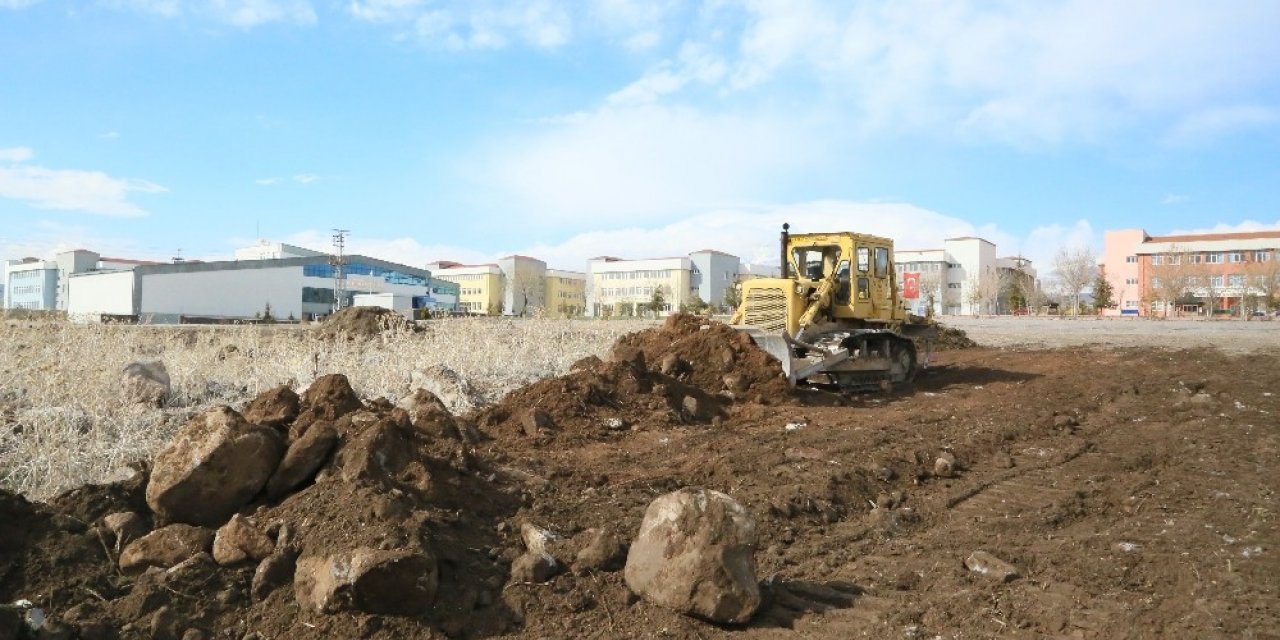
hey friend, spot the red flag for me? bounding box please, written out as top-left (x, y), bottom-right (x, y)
top-left (903, 272), bottom-right (920, 299)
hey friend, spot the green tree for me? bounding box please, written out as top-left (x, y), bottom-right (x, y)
top-left (648, 285), bottom-right (668, 316)
top-left (722, 284), bottom-right (741, 311)
top-left (1092, 270), bottom-right (1115, 312)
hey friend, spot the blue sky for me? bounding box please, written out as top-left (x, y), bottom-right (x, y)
top-left (2, 0), bottom-right (1278, 272)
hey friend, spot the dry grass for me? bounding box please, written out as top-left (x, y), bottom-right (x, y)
top-left (0, 317), bottom-right (653, 500)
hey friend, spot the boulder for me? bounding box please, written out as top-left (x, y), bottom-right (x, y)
top-left (146, 407), bottom-right (285, 527)
top-left (212, 515), bottom-right (275, 567)
top-left (574, 528), bottom-right (626, 574)
top-left (410, 366), bottom-right (480, 415)
top-left (334, 420), bottom-right (422, 490)
top-left (624, 488), bottom-right (761, 624)
top-left (100, 511), bottom-right (148, 551)
top-left (264, 421), bottom-right (338, 499)
top-left (123, 361), bottom-right (170, 406)
top-left (119, 524), bottom-right (214, 574)
top-left (294, 548), bottom-right (438, 615)
top-left (242, 385), bottom-right (300, 429)
top-left (293, 375), bottom-right (363, 437)
top-left (510, 552), bottom-right (560, 584)
top-left (396, 389), bottom-right (459, 438)
top-left (251, 547), bottom-right (299, 601)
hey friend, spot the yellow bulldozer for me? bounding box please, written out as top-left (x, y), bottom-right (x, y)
top-left (729, 223), bottom-right (936, 391)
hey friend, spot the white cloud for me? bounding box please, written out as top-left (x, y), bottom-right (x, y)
top-left (1023, 219), bottom-right (1097, 272)
top-left (1161, 194), bottom-right (1189, 205)
top-left (1163, 105), bottom-right (1280, 146)
top-left (349, 0), bottom-right (570, 50)
top-left (292, 173), bottom-right (319, 184)
top-left (1168, 220), bottom-right (1280, 235)
top-left (0, 147), bottom-right (34, 163)
top-left (0, 220), bottom-right (151, 262)
top-left (0, 149), bottom-right (166, 217)
top-left (471, 104), bottom-right (824, 223)
top-left (106, 0), bottom-right (316, 27)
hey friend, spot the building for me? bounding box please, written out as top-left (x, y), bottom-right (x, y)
top-left (587, 256), bottom-right (689, 317)
top-left (3, 258), bottom-right (57, 310)
top-left (545, 269), bottom-right (587, 317)
top-left (1103, 229), bottom-right (1280, 316)
top-left (430, 257), bottom-right (586, 317)
top-left (68, 249), bottom-right (443, 323)
top-left (737, 263), bottom-right (782, 283)
top-left (233, 241), bottom-right (327, 261)
top-left (689, 250), bottom-right (741, 309)
top-left (895, 237), bottom-right (1035, 316)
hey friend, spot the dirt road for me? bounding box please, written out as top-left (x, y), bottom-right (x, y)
top-left (942, 316), bottom-right (1280, 353)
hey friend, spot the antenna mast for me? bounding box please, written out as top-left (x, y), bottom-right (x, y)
top-left (330, 229), bottom-right (350, 313)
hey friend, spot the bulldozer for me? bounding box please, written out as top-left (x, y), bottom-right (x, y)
top-left (729, 223), bottom-right (936, 391)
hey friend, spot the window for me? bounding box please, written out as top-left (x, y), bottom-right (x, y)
top-left (1125, 300), bottom-right (1138, 309)
top-left (948, 283), bottom-right (962, 289)
top-left (1168, 255), bottom-right (1181, 265)
top-left (1189, 254), bottom-right (1202, 264)
top-left (856, 247), bottom-right (870, 273)
top-left (874, 247), bottom-right (889, 278)
top-left (1206, 252), bottom-right (1224, 264)
top-left (1228, 274), bottom-right (1245, 287)
top-left (1151, 277), bottom-right (1162, 289)
top-left (1151, 255), bottom-right (1163, 265)
top-left (1187, 276), bottom-right (1200, 285)
top-left (1258, 250), bottom-right (1273, 262)
top-left (1229, 252), bottom-right (1244, 263)
top-left (1126, 256), bottom-right (1138, 264)
top-left (1125, 277), bottom-right (1138, 285)
top-left (1210, 275), bottom-right (1224, 287)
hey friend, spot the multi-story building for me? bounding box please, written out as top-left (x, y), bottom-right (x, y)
top-left (544, 269), bottom-right (587, 317)
top-left (894, 237), bottom-right (1034, 316)
top-left (497, 255), bottom-right (547, 316)
top-left (588, 256), bottom-right (691, 317)
top-left (429, 262), bottom-right (505, 314)
top-left (3, 258), bottom-right (58, 310)
top-left (1103, 229), bottom-right (1280, 316)
top-left (688, 250), bottom-right (741, 309)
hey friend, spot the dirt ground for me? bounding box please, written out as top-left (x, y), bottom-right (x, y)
top-left (2, 318), bottom-right (1276, 639)
top-left (943, 315), bottom-right (1280, 353)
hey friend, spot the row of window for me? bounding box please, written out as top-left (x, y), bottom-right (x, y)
top-left (8, 270), bottom-right (46, 281)
top-left (899, 262), bottom-right (944, 272)
top-left (442, 273), bottom-right (491, 281)
top-left (599, 286), bottom-right (662, 297)
top-left (8, 285), bottom-right (42, 296)
top-left (459, 287), bottom-right (485, 296)
top-left (1147, 250), bottom-right (1273, 266)
top-left (599, 270), bottom-right (675, 280)
top-left (1151, 274), bottom-right (1280, 289)
top-left (303, 262), bottom-right (427, 286)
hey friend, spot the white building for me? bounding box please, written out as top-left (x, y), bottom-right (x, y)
top-left (587, 255), bottom-right (692, 317)
top-left (895, 237), bottom-right (1035, 316)
top-left (68, 251), bottom-right (441, 323)
top-left (3, 250), bottom-right (160, 312)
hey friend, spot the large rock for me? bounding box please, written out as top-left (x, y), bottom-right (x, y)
top-left (123, 361), bottom-right (170, 406)
top-left (242, 385), bottom-right (300, 429)
top-left (409, 366), bottom-right (479, 415)
top-left (264, 421), bottom-right (338, 499)
top-left (293, 375), bottom-right (363, 437)
top-left (146, 407), bottom-right (285, 526)
top-left (624, 488), bottom-right (761, 624)
top-left (119, 524), bottom-right (214, 574)
top-left (334, 419), bottom-right (425, 491)
top-left (212, 515), bottom-right (275, 567)
top-left (252, 547), bottom-right (299, 601)
top-left (396, 389), bottom-right (459, 439)
top-left (100, 511), bottom-right (148, 551)
top-left (294, 548), bottom-right (438, 615)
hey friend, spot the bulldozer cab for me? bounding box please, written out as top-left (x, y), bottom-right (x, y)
top-left (788, 233), bottom-right (899, 324)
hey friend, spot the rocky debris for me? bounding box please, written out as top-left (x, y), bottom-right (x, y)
top-left (119, 524), bottom-right (214, 574)
top-left (293, 374), bottom-right (363, 437)
top-left (929, 325), bottom-right (978, 350)
top-left (723, 373), bottom-right (750, 393)
top-left (333, 418), bottom-right (426, 491)
top-left (410, 365), bottom-right (480, 415)
top-left (241, 385), bottom-right (300, 429)
top-left (317, 306), bottom-right (417, 340)
top-left (934, 451), bottom-right (958, 478)
top-left (573, 528), bottom-right (626, 574)
top-left (100, 511), bottom-right (148, 551)
top-left (122, 360), bottom-right (170, 406)
top-left (146, 407), bottom-right (285, 527)
top-left (251, 546), bottom-right (299, 601)
top-left (603, 417), bottom-right (627, 431)
top-left (264, 421), bottom-right (337, 499)
top-left (396, 389), bottom-right (460, 439)
top-left (522, 409), bottom-right (554, 437)
top-left (211, 515), bottom-right (275, 567)
top-left (964, 551), bottom-right (1020, 582)
top-left (510, 523), bottom-right (563, 584)
top-left (294, 548), bottom-right (438, 615)
top-left (624, 488), bottom-right (761, 624)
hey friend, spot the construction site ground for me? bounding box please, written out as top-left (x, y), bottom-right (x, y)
top-left (2, 317), bottom-right (1277, 639)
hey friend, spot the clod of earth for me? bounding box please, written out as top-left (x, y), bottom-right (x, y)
top-left (122, 360), bottom-right (170, 406)
top-left (294, 548), bottom-right (439, 616)
top-left (241, 385), bottom-right (300, 429)
top-left (624, 488), bottom-right (761, 624)
top-left (145, 407), bottom-right (285, 527)
top-left (264, 421), bottom-right (337, 499)
top-left (211, 515), bottom-right (275, 567)
top-left (963, 550), bottom-right (1020, 582)
top-left (118, 524), bottom-right (214, 574)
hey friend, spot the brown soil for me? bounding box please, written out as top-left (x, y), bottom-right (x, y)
top-left (2, 315), bottom-right (1277, 639)
top-left (317, 306), bottom-right (418, 339)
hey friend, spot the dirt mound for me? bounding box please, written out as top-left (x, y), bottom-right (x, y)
top-left (317, 306), bottom-right (417, 339)
top-left (474, 314), bottom-right (794, 441)
top-left (931, 323), bottom-right (978, 350)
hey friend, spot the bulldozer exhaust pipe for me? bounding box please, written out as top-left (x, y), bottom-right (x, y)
top-left (780, 222), bottom-right (790, 279)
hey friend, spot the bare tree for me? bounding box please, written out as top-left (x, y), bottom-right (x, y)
top-left (1149, 247), bottom-right (1193, 317)
top-left (504, 270), bottom-right (544, 317)
top-left (966, 266), bottom-right (1007, 315)
top-left (1245, 250), bottom-right (1280, 313)
top-left (917, 267), bottom-right (944, 316)
top-left (1052, 246), bottom-right (1096, 316)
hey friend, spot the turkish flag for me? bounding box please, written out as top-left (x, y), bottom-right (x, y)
top-left (903, 272), bottom-right (920, 299)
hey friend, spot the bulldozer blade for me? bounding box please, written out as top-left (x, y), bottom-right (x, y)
top-left (735, 327), bottom-right (797, 383)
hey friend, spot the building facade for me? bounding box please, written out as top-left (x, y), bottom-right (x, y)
top-left (68, 252), bottom-right (441, 323)
top-left (545, 269), bottom-right (587, 317)
top-left (895, 237), bottom-right (1034, 316)
top-left (428, 262), bottom-right (505, 314)
top-left (688, 250), bottom-right (741, 309)
top-left (3, 259), bottom-right (58, 310)
top-left (1103, 229), bottom-right (1280, 316)
top-left (587, 256), bottom-right (694, 317)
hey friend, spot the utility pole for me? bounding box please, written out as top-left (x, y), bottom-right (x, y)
top-left (330, 229), bottom-right (349, 313)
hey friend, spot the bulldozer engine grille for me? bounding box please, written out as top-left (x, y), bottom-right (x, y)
top-left (744, 287), bottom-right (787, 333)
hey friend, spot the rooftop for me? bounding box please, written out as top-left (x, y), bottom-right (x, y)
top-left (1145, 230), bottom-right (1280, 243)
